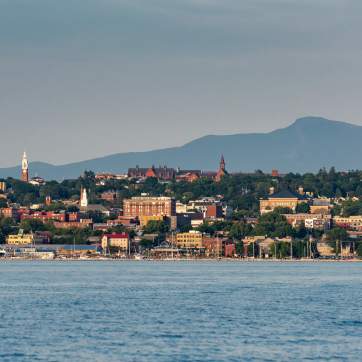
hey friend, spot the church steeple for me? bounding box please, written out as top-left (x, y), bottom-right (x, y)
top-left (215, 154), bottom-right (227, 182)
top-left (21, 151), bottom-right (29, 182)
top-left (220, 154), bottom-right (225, 171)
top-left (80, 186), bottom-right (88, 208)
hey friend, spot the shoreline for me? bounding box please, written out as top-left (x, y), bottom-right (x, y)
top-left (0, 257), bottom-right (361, 263)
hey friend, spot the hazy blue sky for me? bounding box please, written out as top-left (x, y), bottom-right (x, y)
top-left (1, 0), bottom-right (362, 166)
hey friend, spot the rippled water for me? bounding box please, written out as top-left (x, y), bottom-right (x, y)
top-left (1, 261), bottom-right (362, 361)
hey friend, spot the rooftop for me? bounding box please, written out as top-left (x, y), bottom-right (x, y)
top-left (268, 189), bottom-right (308, 200)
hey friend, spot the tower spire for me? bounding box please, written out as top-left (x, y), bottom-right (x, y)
top-left (220, 154), bottom-right (225, 171)
top-left (80, 186), bottom-right (88, 208)
top-left (21, 151), bottom-right (29, 182)
top-left (215, 154), bottom-right (227, 182)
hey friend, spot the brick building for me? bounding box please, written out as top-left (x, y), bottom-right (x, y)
top-left (123, 196), bottom-right (176, 218)
top-left (100, 190), bottom-right (120, 203)
top-left (204, 204), bottom-right (224, 219)
top-left (128, 165), bottom-right (176, 180)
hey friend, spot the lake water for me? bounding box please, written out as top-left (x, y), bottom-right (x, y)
top-left (0, 261), bottom-right (362, 361)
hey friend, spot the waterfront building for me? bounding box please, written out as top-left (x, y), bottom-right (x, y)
top-left (101, 233), bottom-right (129, 251)
top-left (174, 231), bottom-right (203, 249)
top-left (202, 236), bottom-right (223, 257)
top-left (224, 241), bottom-right (236, 257)
top-left (123, 196), bottom-right (176, 218)
top-left (6, 230), bottom-right (34, 245)
top-left (150, 241), bottom-right (180, 258)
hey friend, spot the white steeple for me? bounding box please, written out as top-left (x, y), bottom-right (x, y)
top-left (80, 187), bottom-right (88, 208)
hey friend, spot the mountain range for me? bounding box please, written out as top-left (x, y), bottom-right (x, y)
top-left (0, 116), bottom-right (361, 180)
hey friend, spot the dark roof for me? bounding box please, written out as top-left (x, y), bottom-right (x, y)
top-left (269, 189), bottom-right (308, 200)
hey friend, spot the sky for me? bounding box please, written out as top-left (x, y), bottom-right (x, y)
top-left (1, 0), bottom-right (362, 167)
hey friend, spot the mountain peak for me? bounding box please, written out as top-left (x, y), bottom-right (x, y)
top-left (291, 116), bottom-right (357, 129)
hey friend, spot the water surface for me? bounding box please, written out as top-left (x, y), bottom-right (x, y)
top-left (0, 261), bottom-right (361, 361)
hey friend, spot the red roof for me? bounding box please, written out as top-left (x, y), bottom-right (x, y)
top-left (103, 233), bottom-right (129, 239)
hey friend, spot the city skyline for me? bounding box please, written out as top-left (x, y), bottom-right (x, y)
top-left (1, 1), bottom-right (362, 166)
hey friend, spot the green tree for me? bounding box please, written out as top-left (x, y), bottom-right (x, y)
top-left (326, 227), bottom-right (348, 242)
top-left (143, 220), bottom-right (169, 234)
top-left (0, 199), bottom-right (8, 208)
top-left (253, 212), bottom-right (293, 238)
top-left (20, 219), bottom-right (46, 233)
top-left (296, 202), bottom-right (310, 213)
top-left (235, 241), bottom-right (244, 256)
top-left (356, 242), bottom-right (362, 257)
top-left (139, 238), bottom-right (154, 249)
top-left (326, 227), bottom-right (348, 255)
top-left (229, 222), bottom-right (252, 239)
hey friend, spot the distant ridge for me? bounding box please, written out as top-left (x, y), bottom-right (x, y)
top-left (1, 116), bottom-right (361, 180)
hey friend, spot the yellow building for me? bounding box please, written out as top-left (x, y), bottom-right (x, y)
top-left (7, 231), bottom-right (34, 245)
top-left (175, 231), bottom-right (203, 249)
top-left (260, 189), bottom-right (308, 214)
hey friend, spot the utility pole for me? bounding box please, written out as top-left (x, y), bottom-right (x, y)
top-left (290, 240), bottom-right (293, 260)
